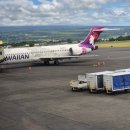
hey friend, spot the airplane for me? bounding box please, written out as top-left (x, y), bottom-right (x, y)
top-left (0, 26), bottom-right (118, 67)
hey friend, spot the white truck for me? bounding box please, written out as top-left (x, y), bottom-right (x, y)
top-left (69, 75), bottom-right (87, 91)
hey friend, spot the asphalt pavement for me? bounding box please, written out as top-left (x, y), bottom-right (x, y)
top-left (0, 47), bottom-right (130, 130)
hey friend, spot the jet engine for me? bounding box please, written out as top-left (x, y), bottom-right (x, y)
top-left (69, 47), bottom-right (82, 56)
top-left (69, 47), bottom-right (93, 56)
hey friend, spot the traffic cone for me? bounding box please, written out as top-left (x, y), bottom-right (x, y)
top-left (29, 67), bottom-right (31, 70)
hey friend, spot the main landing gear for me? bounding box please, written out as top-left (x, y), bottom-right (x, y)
top-left (44, 61), bottom-right (49, 65)
top-left (54, 60), bottom-right (59, 65)
top-left (44, 60), bottom-right (60, 65)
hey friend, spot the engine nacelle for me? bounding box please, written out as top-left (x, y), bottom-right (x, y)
top-left (69, 47), bottom-right (92, 56)
top-left (69, 47), bottom-right (82, 56)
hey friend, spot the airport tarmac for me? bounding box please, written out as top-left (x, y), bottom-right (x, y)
top-left (1, 47), bottom-right (130, 130)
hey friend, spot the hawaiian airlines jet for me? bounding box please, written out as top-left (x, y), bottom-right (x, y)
top-left (0, 27), bottom-right (116, 66)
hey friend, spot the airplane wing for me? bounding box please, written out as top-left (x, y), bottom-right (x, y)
top-left (40, 55), bottom-right (80, 60)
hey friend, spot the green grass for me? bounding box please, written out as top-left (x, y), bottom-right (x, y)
top-left (97, 40), bottom-right (130, 48)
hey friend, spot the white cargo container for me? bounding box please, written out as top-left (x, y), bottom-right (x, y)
top-left (103, 72), bottom-right (130, 94)
top-left (69, 74), bottom-right (87, 91)
top-left (87, 71), bottom-right (113, 93)
top-left (115, 68), bottom-right (130, 73)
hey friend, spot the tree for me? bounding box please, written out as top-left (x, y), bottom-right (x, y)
top-left (67, 38), bottom-right (72, 43)
top-left (29, 43), bottom-right (34, 47)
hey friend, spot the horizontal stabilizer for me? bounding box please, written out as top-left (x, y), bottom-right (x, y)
top-left (93, 28), bottom-right (121, 32)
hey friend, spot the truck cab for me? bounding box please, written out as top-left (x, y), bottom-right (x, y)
top-left (69, 75), bottom-right (87, 91)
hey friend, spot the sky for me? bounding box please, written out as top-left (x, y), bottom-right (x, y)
top-left (0, 0), bottom-right (130, 26)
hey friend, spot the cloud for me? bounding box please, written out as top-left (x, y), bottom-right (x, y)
top-left (0, 0), bottom-right (129, 26)
top-left (110, 8), bottom-right (129, 17)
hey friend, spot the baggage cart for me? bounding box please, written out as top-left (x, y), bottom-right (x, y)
top-left (87, 71), bottom-right (113, 93)
top-left (103, 72), bottom-right (130, 94)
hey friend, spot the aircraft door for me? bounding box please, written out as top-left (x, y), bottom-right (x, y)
top-left (69, 48), bottom-right (73, 56)
top-left (97, 75), bottom-right (103, 89)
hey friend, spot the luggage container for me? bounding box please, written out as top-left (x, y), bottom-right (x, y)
top-left (115, 68), bottom-right (130, 73)
top-left (103, 72), bottom-right (130, 94)
top-left (87, 71), bottom-right (113, 93)
top-left (69, 74), bottom-right (87, 91)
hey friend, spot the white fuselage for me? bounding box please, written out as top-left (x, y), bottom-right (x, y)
top-left (1, 44), bottom-right (92, 64)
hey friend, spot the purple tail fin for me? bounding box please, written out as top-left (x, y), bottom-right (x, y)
top-left (79, 27), bottom-right (104, 50)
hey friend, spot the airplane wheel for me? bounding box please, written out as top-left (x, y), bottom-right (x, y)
top-left (54, 60), bottom-right (59, 65)
top-left (44, 61), bottom-right (49, 65)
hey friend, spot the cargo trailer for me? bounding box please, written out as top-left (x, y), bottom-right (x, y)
top-left (87, 71), bottom-right (113, 93)
top-left (103, 72), bottom-right (130, 94)
top-left (115, 68), bottom-right (130, 73)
